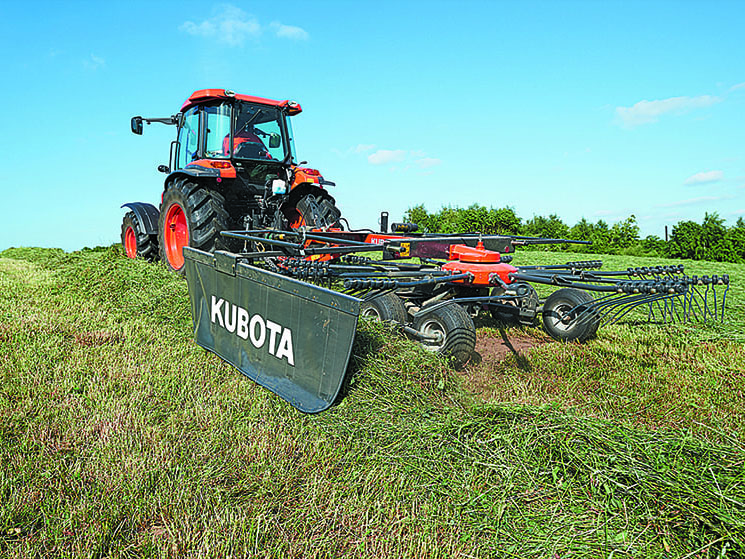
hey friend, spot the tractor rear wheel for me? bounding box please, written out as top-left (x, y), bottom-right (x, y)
top-left (413, 303), bottom-right (476, 365)
top-left (283, 189), bottom-right (342, 229)
top-left (121, 211), bottom-right (158, 261)
top-left (542, 288), bottom-right (600, 342)
top-left (361, 293), bottom-right (408, 325)
top-left (158, 179), bottom-right (231, 273)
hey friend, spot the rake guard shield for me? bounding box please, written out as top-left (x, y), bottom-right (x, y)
top-left (183, 248), bottom-right (360, 413)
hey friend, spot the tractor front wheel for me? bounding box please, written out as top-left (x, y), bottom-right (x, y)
top-left (158, 179), bottom-right (231, 273)
top-left (121, 211), bottom-right (158, 261)
top-left (413, 303), bottom-right (476, 365)
top-left (541, 288), bottom-right (600, 342)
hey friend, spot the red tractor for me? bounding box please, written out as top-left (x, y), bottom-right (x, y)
top-left (122, 89), bottom-right (342, 272)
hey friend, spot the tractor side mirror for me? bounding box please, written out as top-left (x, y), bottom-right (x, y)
top-left (131, 116), bottom-right (143, 135)
top-left (157, 165), bottom-right (170, 174)
top-left (269, 133), bottom-right (281, 149)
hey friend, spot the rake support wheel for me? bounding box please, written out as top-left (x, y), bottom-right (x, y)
top-left (413, 303), bottom-right (476, 365)
top-left (361, 292), bottom-right (408, 325)
top-left (542, 288), bottom-right (600, 342)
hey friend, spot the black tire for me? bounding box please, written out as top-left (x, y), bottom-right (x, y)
top-left (284, 189), bottom-right (341, 229)
top-left (121, 211), bottom-right (158, 261)
top-left (542, 288), bottom-right (600, 342)
top-left (361, 292), bottom-right (408, 325)
top-left (413, 303), bottom-right (476, 365)
top-left (158, 178), bottom-right (231, 273)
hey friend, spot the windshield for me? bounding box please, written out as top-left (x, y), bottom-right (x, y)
top-left (230, 102), bottom-right (294, 162)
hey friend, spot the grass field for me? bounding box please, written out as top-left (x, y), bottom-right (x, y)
top-left (1, 245), bottom-right (744, 558)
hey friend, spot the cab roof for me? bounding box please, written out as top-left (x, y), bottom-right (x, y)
top-left (181, 89), bottom-right (302, 115)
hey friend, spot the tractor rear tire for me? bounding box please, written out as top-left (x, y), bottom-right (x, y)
top-left (413, 303), bottom-right (476, 365)
top-left (361, 293), bottom-right (408, 325)
top-left (121, 211), bottom-right (158, 261)
top-left (158, 178), bottom-right (231, 273)
top-left (284, 189), bottom-right (341, 229)
top-left (542, 288), bottom-right (600, 342)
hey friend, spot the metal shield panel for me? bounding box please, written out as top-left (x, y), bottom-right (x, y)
top-left (183, 248), bottom-right (360, 413)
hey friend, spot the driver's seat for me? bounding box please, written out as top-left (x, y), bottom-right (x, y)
top-left (234, 141), bottom-right (268, 159)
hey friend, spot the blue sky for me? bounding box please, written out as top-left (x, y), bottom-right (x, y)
top-left (1, 0), bottom-right (743, 252)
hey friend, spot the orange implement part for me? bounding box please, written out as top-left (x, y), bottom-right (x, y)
top-left (441, 260), bottom-right (517, 287)
top-left (441, 243), bottom-right (516, 286)
top-left (448, 241), bottom-right (501, 263)
top-left (163, 203), bottom-right (189, 270)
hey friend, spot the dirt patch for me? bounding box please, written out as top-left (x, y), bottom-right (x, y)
top-left (472, 329), bottom-right (549, 367)
top-left (73, 330), bottom-right (123, 347)
top-left (460, 328), bottom-right (551, 399)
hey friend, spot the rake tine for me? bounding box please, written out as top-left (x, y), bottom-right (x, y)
top-left (721, 283), bottom-right (729, 321)
top-left (651, 297), bottom-right (668, 322)
top-left (595, 293), bottom-right (657, 325)
top-left (703, 283), bottom-right (712, 320)
top-left (708, 283), bottom-right (717, 321)
top-left (669, 295), bottom-right (684, 323)
top-left (648, 293), bottom-right (683, 324)
top-left (688, 285), bottom-right (707, 319)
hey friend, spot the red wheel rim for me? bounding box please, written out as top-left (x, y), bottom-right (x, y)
top-left (124, 226), bottom-right (137, 258)
top-left (286, 209), bottom-right (306, 229)
top-left (164, 203), bottom-right (188, 269)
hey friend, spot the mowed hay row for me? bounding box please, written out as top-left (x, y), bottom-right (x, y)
top-left (1, 246), bottom-right (744, 558)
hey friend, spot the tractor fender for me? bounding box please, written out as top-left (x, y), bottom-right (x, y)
top-left (163, 167), bottom-right (220, 188)
top-left (287, 182), bottom-right (333, 204)
top-left (121, 202), bottom-right (160, 235)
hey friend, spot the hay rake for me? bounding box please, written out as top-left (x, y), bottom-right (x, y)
top-left (181, 225), bottom-right (729, 412)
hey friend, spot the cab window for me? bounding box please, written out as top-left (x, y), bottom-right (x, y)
top-left (204, 103), bottom-right (232, 158)
top-left (177, 108), bottom-right (199, 169)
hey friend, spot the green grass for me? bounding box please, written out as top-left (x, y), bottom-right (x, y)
top-left (1, 246), bottom-right (744, 557)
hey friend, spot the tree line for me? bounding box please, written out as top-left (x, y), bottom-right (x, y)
top-left (404, 204), bottom-right (745, 263)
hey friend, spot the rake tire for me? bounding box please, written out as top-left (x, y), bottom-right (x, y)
top-left (413, 303), bottom-right (476, 365)
top-left (542, 288), bottom-right (600, 342)
top-left (361, 293), bottom-right (408, 325)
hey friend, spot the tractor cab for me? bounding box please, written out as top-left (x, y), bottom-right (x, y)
top-left (175, 89), bottom-right (300, 191)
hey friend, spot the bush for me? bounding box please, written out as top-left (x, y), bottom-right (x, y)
top-left (403, 206), bottom-right (743, 263)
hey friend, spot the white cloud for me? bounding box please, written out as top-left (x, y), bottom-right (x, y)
top-left (615, 95), bottom-right (721, 127)
top-left (354, 144), bottom-right (376, 153)
top-left (271, 22), bottom-right (309, 40)
top-left (83, 54), bottom-right (105, 70)
top-left (368, 149), bottom-right (407, 165)
top-left (684, 170), bottom-right (724, 185)
top-left (415, 157), bottom-right (441, 169)
top-left (730, 82), bottom-right (745, 92)
top-left (180, 5), bottom-right (260, 45)
top-left (657, 195), bottom-right (733, 208)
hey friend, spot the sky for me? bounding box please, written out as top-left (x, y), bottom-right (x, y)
top-left (0, 0), bottom-right (743, 252)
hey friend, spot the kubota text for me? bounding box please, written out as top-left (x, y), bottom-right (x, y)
top-left (211, 296), bottom-right (295, 366)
